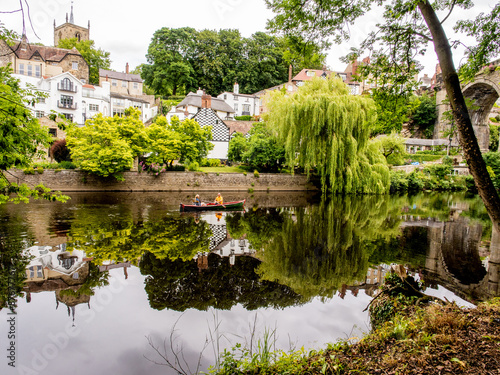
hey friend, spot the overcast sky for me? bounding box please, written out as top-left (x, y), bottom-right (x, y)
top-left (2, 0), bottom-right (497, 79)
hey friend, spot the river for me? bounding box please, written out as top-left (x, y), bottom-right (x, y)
top-left (0, 191), bottom-right (498, 374)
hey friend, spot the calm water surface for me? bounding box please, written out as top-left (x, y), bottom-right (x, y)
top-left (0, 191), bottom-right (498, 374)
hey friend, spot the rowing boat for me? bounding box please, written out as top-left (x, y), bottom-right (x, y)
top-left (179, 199), bottom-right (246, 212)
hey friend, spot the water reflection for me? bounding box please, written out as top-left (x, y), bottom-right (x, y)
top-left (1, 192), bottom-right (499, 313)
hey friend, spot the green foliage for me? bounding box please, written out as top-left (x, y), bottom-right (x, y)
top-left (187, 161), bottom-right (200, 171)
top-left (57, 38), bottom-right (111, 85)
top-left (235, 115), bottom-right (253, 121)
top-left (483, 152), bottom-right (500, 190)
top-left (227, 132), bottom-right (248, 163)
top-left (0, 66), bottom-right (67, 203)
top-left (265, 76), bottom-right (390, 193)
top-left (389, 168), bottom-right (467, 193)
top-left (490, 124), bottom-right (499, 152)
top-left (410, 94), bottom-right (437, 138)
top-left (254, 170), bottom-right (260, 178)
top-left (371, 90), bottom-right (415, 135)
top-left (66, 112), bottom-right (137, 179)
top-left (143, 27), bottom-right (326, 96)
top-left (377, 132), bottom-right (407, 165)
top-left (455, 3), bottom-right (500, 81)
top-left (242, 123), bottom-right (285, 172)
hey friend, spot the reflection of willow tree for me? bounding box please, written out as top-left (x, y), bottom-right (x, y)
top-left (225, 208), bottom-right (286, 251)
top-left (255, 196), bottom-right (402, 299)
top-left (66, 208), bottom-right (211, 265)
top-left (0, 214), bottom-right (34, 311)
top-left (139, 252), bottom-right (303, 311)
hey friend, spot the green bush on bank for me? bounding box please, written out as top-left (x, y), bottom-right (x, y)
top-left (390, 166), bottom-right (467, 193)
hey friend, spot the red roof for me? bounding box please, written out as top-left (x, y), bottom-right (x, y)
top-left (83, 84), bottom-right (95, 89)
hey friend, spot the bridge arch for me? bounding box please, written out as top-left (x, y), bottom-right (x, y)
top-left (462, 73), bottom-right (500, 128)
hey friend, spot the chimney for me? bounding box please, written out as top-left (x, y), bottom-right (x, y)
top-left (288, 65), bottom-right (292, 82)
top-left (233, 82), bottom-right (239, 94)
top-left (106, 74), bottom-right (108, 81)
top-left (201, 92), bottom-right (211, 109)
top-left (126, 63), bottom-right (129, 74)
top-left (196, 87), bottom-right (204, 95)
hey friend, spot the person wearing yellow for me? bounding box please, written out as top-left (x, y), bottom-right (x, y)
top-left (215, 193), bottom-right (223, 205)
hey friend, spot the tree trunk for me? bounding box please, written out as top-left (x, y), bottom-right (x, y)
top-left (418, 0), bottom-right (500, 233)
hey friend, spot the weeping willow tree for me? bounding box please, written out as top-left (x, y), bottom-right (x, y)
top-left (264, 76), bottom-right (389, 194)
top-left (256, 195), bottom-right (402, 300)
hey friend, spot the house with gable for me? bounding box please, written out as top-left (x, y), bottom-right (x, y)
top-left (174, 89), bottom-right (235, 120)
top-left (191, 93), bottom-right (231, 160)
top-left (217, 82), bottom-right (260, 117)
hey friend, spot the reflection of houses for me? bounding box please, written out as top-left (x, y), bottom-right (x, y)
top-left (195, 214), bottom-right (256, 270)
top-left (25, 245), bottom-right (89, 283)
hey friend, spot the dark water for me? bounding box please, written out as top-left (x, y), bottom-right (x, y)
top-left (0, 191), bottom-right (498, 374)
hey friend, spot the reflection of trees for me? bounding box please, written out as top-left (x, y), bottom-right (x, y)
top-left (139, 252), bottom-right (303, 311)
top-left (255, 196), bottom-right (403, 299)
top-left (66, 208), bottom-right (211, 265)
top-left (0, 214), bottom-right (34, 311)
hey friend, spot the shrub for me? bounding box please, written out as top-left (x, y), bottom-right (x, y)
top-left (253, 169), bottom-right (260, 178)
top-left (187, 161), bottom-right (200, 171)
top-left (36, 166), bottom-right (44, 174)
top-left (408, 171), bottom-right (424, 191)
top-left (50, 139), bottom-right (72, 162)
top-left (389, 171), bottom-right (409, 193)
top-left (200, 158), bottom-right (209, 167)
top-left (23, 167), bottom-right (35, 175)
top-left (235, 115), bottom-right (253, 121)
top-left (57, 161), bottom-right (76, 169)
top-left (208, 159), bottom-right (221, 167)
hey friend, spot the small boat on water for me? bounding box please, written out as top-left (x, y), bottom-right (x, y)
top-left (180, 199), bottom-right (246, 212)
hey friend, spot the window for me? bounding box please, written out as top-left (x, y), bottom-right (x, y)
top-left (37, 97), bottom-right (45, 104)
top-left (133, 82), bottom-right (139, 89)
top-left (113, 108), bottom-right (125, 117)
top-left (35, 110), bottom-right (44, 118)
top-left (113, 98), bottom-right (124, 106)
top-left (112, 80), bottom-right (117, 87)
top-left (48, 128), bottom-right (57, 137)
top-left (62, 113), bottom-right (73, 121)
top-left (224, 94), bottom-right (227, 100)
top-left (35, 65), bottom-right (41, 77)
top-left (19, 63), bottom-right (24, 75)
top-left (242, 104), bottom-right (250, 112)
top-left (306, 70), bottom-right (315, 77)
top-left (89, 104), bottom-right (99, 111)
top-left (60, 95), bottom-right (73, 106)
top-left (121, 81), bottom-right (127, 87)
top-left (234, 103), bottom-right (238, 112)
top-left (60, 78), bottom-right (73, 91)
top-left (72, 61), bottom-right (78, 70)
top-left (27, 64), bottom-right (32, 76)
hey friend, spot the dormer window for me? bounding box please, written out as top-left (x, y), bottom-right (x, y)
top-left (307, 70), bottom-right (315, 77)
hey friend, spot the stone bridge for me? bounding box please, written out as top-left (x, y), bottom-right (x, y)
top-left (435, 59), bottom-right (500, 152)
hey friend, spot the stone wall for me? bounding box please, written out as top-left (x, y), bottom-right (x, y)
top-left (6, 169), bottom-right (317, 193)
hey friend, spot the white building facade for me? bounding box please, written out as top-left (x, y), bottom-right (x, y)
top-left (217, 83), bottom-right (260, 117)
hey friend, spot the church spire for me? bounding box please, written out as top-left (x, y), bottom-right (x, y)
top-left (70, 1), bottom-right (74, 24)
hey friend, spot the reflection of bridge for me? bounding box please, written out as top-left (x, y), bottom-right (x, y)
top-left (408, 216), bottom-right (500, 302)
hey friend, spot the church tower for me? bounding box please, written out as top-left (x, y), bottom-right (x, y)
top-left (53, 1), bottom-right (90, 46)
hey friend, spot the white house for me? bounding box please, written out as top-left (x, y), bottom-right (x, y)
top-left (82, 81), bottom-right (111, 121)
top-left (14, 71), bottom-right (85, 125)
top-left (110, 92), bottom-right (157, 123)
top-left (217, 83), bottom-right (260, 117)
top-left (175, 89), bottom-right (235, 120)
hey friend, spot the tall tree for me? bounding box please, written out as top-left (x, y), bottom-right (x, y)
top-left (266, 0), bottom-right (500, 232)
top-left (142, 27), bottom-right (198, 96)
top-left (264, 76), bottom-right (389, 193)
top-left (57, 38), bottom-right (111, 85)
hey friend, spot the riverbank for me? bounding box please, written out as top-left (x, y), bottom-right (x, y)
top-left (212, 287), bottom-right (500, 374)
top-left (5, 169), bottom-right (318, 192)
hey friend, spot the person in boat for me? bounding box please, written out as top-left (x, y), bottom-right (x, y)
top-left (215, 193), bottom-right (223, 205)
top-left (194, 194), bottom-right (202, 206)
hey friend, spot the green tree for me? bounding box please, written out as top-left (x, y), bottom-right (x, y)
top-left (410, 94), bottom-right (437, 138)
top-left (145, 116), bottom-right (182, 166)
top-left (265, 0), bottom-right (500, 232)
top-left (169, 116), bottom-right (213, 163)
top-left (142, 27), bottom-right (197, 96)
top-left (371, 90), bottom-right (415, 135)
top-left (489, 124), bottom-right (499, 152)
top-left (264, 76), bottom-right (389, 193)
top-left (0, 66), bottom-right (66, 203)
top-left (66, 113), bottom-right (136, 179)
top-left (227, 132), bottom-right (248, 162)
top-left (57, 38), bottom-right (111, 85)
top-left (242, 123), bottom-right (285, 172)
top-left (378, 132), bottom-right (407, 166)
